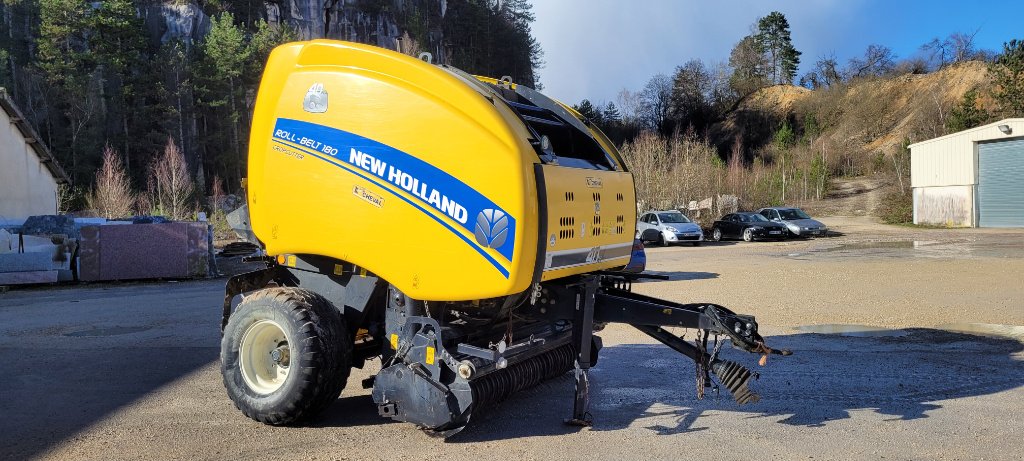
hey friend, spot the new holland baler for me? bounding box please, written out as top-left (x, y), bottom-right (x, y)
top-left (220, 40), bottom-right (788, 436)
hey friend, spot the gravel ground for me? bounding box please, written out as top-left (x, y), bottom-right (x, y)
top-left (1, 217), bottom-right (1022, 461)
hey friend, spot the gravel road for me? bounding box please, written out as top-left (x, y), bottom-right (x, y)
top-left (1, 217), bottom-right (1021, 461)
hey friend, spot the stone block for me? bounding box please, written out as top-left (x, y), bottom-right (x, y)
top-left (78, 222), bottom-right (211, 281)
top-left (0, 252), bottom-right (53, 273)
top-left (0, 270), bottom-right (58, 285)
top-left (21, 215), bottom-right (78, 238)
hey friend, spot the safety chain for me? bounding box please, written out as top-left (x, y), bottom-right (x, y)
top-left (695, 329), bottom-right (705, 400)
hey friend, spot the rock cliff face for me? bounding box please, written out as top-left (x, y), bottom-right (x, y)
top-left (143, 0), bottom-right (446, 59)
top-left (140, 2), bottom-right (211, 47)
top-left (267, 0), bottom-right (448, 61)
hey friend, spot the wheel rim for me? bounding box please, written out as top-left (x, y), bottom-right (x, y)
top-left (239, 319), bottom-right (290, 394)
top-left (744, 229), bottom-right (752, 241)
top-left (713, 229), bottom-right (721, 241)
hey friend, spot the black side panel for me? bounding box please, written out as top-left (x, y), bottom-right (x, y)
top-left (221, 254), bottom-right (387, 336)
top-left (373, 364), bottom-right (456, 429)
top-left (277, 264), bottom-right (386, 334)
top-left (531, 164), bottom-right (549, 286)
top-left (221, 267), bottom-right (277, 332)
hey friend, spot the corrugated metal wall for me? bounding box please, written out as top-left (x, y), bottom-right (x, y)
top-left (978, 139), bottom-right (1024, 227)
top-left (911, 119), bottom-right (1024, 188)
top-left (913, 186), bottom-right (973, 226)
top-left (911, 119), bottom-right (1024, 227)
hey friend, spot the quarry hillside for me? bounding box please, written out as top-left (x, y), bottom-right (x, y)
top-left (710, 60), bottom-right (992, 159)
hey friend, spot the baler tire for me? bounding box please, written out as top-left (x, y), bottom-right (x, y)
top-left (221, 287), bottom-right (351, 426)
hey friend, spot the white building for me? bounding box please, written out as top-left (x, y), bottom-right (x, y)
top-left (0, 88), bottom-right (69, 222)
top-left (909, 118), bottom-right (1024, 227)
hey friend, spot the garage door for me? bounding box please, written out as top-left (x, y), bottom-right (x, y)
top-left (978, 138), bottom-right (1024, 227)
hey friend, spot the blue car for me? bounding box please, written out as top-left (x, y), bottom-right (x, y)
top-left (622, 238), bottom-right (647, 273)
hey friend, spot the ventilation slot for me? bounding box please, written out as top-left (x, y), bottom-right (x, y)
top-left (557, 216), bottom-right (576, 241)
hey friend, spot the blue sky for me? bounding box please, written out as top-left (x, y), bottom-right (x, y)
top-left (531, 0), bottom-right (1024, 104)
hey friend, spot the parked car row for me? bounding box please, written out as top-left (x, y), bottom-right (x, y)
top-left (636, 207), bottom-right (828, 245)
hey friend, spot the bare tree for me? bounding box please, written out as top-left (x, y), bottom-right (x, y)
top-left (396, 31), bottom-right (422, 57)
top-left (669, 60), bottom-right (714, 129)
top-left (148, 137), bottom-right (196, 220)
top-left (726, 136), bottom-right (746, 199)
top-left (846, 44), bottom-right (897, 79)
top-left (88, 146), bottom-right (136, 218)
top-left (639, 74), bottom-right (673, 132)
top-left (801, 54), bottom-right (842, 88)
top-left (921, 29), bottom-right (981, 70)
top-left (209, 175), bottom-right (225, 212)
top-left (949, 30), bottom-right (980, 63)
top-left (729, 35), bottom-right (770, 97)
top-left (621, 131), bottom-right (669, 210)
top-left (708, 61), bottom-right (737, 113)
top-left (615, 88), bottom-right (643, 127)
top-left (921, 37), bottom-right (950, 69)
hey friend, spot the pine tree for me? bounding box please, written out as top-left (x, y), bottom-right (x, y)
top-left (990, 39), bottom-right (1024, 116)
top-left (573, 99), bottom-right (600, 122)
top-left (756, 11), bottom-right (801, 85)
top-left (245, 20), bottom-right (298, 86)
top-left (946, 89), bottom-right (989, 132)
top-left (91, 0), bottom-right (147, 176)
top-left (602, 102), bottom-right (621, 124)
top-left (37, 0), bottom-right (97, 184)
top-left (195, 13), bottom-right (252, 189)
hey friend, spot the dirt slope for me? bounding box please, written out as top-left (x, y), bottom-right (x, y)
top-left (806, 176), bottom-right (888, 216)
top-left (711, 61), bottom-right (992, 156)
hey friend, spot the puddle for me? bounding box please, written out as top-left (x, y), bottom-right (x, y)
top-left (793, 324), bottom-right (909, 337)
top-left (937, 323), bottom-right (1024, 340)
top-left (820, 241), bottom-right (917, 251)
top-left (789, 238), bottom-right (1024, 260)
top-left (64, 326), bottom-right (152, 337)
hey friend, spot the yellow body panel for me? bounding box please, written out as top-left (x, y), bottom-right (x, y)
top-left (540, 166), bottom-right (636, 281)
top-left (248, 40), bottom-right (635, 301)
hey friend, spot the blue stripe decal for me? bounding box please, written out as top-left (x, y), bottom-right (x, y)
top-left (270, 119), bottom-right (515, 278)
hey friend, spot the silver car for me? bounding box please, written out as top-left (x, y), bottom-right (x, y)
top-left (757, 207), bottom-right (828, 237)
top-left (637, 210), bottom-right (704, 246)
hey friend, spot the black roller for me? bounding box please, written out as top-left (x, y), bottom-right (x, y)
top-left (470, 344), bottom-right (577, 411)
top-left (711, 359), bottom-right (760, 404)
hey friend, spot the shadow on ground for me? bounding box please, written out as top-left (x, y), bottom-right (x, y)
top-left (448, 328), bottom-right (1024, 442)
top-left (634, 271), bottom-right (720, 282)
top-left (3, 326), bottom-right (1021, 453)
top-left (0, 345), bottom-right (220, 460)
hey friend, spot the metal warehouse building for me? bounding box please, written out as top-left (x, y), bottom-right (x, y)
top-left (0, 88), bottom-right (69, 222)
top-left (910, 118), bottom-right (1024, 227)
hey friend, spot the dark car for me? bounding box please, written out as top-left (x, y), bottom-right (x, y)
top-left (710, 212), bottom-right (789, 242)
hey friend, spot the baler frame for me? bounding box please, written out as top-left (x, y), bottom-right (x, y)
top-left (222, 257), bottom-right (789, 435)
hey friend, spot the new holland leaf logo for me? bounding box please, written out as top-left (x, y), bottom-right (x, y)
top-left (474, 209), bottom-right (509, 249)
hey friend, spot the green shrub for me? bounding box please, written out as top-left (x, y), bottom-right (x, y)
top-left (879, 190), bottom-right (913, 224)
